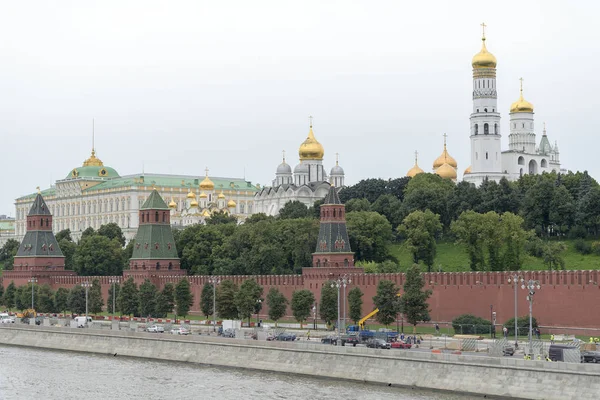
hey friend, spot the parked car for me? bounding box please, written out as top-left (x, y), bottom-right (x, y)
top-left (146, 325), bottom-right (165, 333)
top-left (321, 336), bottom-right (338, 345)
top-left (21, 316), bottom-right (43, 325)
top-left (222, 328), bottom-right (236, 338)
top-left (266, 334), bottom-right (276, 341)
top-left (366, 339), bottom-right (391, 349)
top-left (391, 340), bottom-right (412, 349)
top-left (582, 351), bottom-right (600, 363)
top-left (275, 332), bottom-right (296, 341)
top-left (0, 313), bottom-right (15, 324)
top-left (502, 345), bottom-right (515, 356)
top-left (170, 327), bottom-right (190, 335)
top-left (341, 336), bottom-right (359, 347)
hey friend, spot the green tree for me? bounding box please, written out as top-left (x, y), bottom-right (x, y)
top-left (80, 227), bottom-right (95, 240)
top-left (206, 211), bottom-right (238, 225)
top-left (348, 287), bottom-right (363, 324)
top-left (372, 280), bottom-right (400, 327)
top-left (97, 223), bottom-right (126, 246)
top-left (549, 185), bottom-right (575, 236)
top-left (55, 229), bottom-right (72, 242)
top-left (398, 210), bottom-right (442, 272)
top-left (216, 280), bottom-right (239, 319)
top-left (338, 178), bottom-right (390, 203)
top-left (543, 241), bottom-right (567, 270)
top-left (59, 239), bottom-right (77, 270)
top-left (107, 282), bottom-right (121, 314)
top-left (200, 283), bottom-right (214, 318)
top-left (19, 283), bottom-right (38, 310)
top-left (88, 278), bottom-right (104, 314)
top-left (0, 285), bottom-right (4, 305)
top-left (118, 277), bottom-right (139, 317)
top-left (319, 281), bottom-right (337, 326)
top-left (68, 285), bottom-right (86, 314)
top-left (401, 173), bottom-right (454, 229)
top-left (345, 198), bottom-right (371, 212)
top-left (0, 239), bottom-right (20, 270)
top-left (156, 282), bottom-right (175, 318)
top-left (346, 211), bottom-right (393, 262)
top-left (122, 240), bottom-right (135, 270)
top-left (73, 235), bottom-right (124, 276)
top-left (54, 287), bottom-right (69, 314)
top-left (291, 289), bottom-right (315, 326)
top-left (451, 211), bottom-right (486, 271)
top-left (14, 286), bottom-right (26, 310)
top-left (235, 279), bottom-right (264, 323)
top-left (266, 287), bottom-right (288, 324)
top-left (448, 181), bottom-right (482, 221)
top-left (36, 284), bottom-right (55, 313)
top-left (3, 281), bottom-right (16, 309)
top-left (370, 194), bottom-right (403, 227)
top-left (138, 279), bottom-right (158, 317)
top-left (174, 279), bottom-right (194, 318)
top-left (278, 200), bottom-right (310, 219)
top-left (402, 265), bottom-right (432, 333)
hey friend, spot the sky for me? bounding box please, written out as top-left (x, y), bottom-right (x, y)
top-left (1, 0), bottom-right (599, 215)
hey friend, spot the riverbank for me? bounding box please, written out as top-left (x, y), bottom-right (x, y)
top-left (1, 325), bottom-right (598, 399)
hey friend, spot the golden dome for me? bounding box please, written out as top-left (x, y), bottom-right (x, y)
top-left (407, 151), bottom-right (424, 178)
top-left (464, 165), bottom-right (472, 175)
top-left (218, 191), bottom-right (226, 199)
top-left (83, 149), bottom-right (104, 167)
top-left (168, 198), bottom-right (177, 209)
top-left (227, 199), bottom-right (237, 208)
top-left (190, 199), bottom-right (199, 207)
top-left (186, 189), bottom-right (195, 199)
top-left (201, 209), bottom-right (211, 217)
top-left (472, 25), bottom-right (496, 69)
top-left (200, 169), bottom-right (214, 191)
top-left (436, 163), bottom-right (457, 180)
top-left (433, 135), bottom-right (457, 169)
top-left (299, 124), bottom-right (324, 161)
top-left (510, 79), bottom-right (534, 113)
top-left (199, 191), bottom-right (208, 199)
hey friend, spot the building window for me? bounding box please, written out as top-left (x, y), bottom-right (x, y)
top-left (486, 152), bottom-right (488, 160)
top-left (141, 213), bottom-right (145, 223)
top-left (541, 159), bottom-right (548, 168)
top-left (484, 123), bottom-right (489, 135)
top-left (518, 156), bottom-right (525, 165)
top-left (494, 123), bottom-right (498, 134)
top-left (474, 124), bottom-right (478, 135)
top-left (155, 211), bottom-right (159, 222)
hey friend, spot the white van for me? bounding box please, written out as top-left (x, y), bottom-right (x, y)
top-left (0, 313), bottom-right (15, 324)
top-left (74, 316), bottom-right (93, 328)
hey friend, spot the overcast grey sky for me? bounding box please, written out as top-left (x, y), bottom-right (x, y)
top-left (1, 0), bottom-right (598, 214)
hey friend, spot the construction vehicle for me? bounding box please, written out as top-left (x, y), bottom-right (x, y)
top-left (346, 292), bottom-right (402, 343)
top-left (358, 292), bottom-right (402, 330)
top-left (17, 309), bottom-right (36, 319)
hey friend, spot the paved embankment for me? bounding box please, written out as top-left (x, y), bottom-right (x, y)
top-left (0, 325), bottom-right (599, 399)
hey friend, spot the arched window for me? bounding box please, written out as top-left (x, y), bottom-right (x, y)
top-left (494, 123), bottom-right (498, 134)
top-left (155, 211), bottom-right (159, 222)
top-left (162, 212), bottom-right (166, 222)
top-left (474, 124), bottom-right (478, 135)
top-left (520, 168), bottom-right (523, 177)
top-left (333, 209), bottom-right (336, 217)
top-left (168, 262), bottom-right (173, 270)
top-left (141, 213), bottom-right (145, 223)
top-left (476, 152), bottom-right (478, 160)
top-left (484, 123), bottom-right (489, 134)
top-left (344, 259), bottom-right (349, 267)
top-left (156, 262), bottom-right (160, 270)
top-left (541, 159), bottom-right (548, 168)
top-left (518, 156), bottom-right (525, 165)
top-left (316, 259), bottom-right (321, 268)
top-left (46, 218), bottom-right (49, 227)
top-left (486, 152), bottom-right (488, 160)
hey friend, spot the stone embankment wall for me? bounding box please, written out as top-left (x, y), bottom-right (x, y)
top-left (1, 325), bottom-right (599, 400)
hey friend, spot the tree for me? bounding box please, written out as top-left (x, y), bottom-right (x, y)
top-left (156, 282), bottom-right (175, 318)
top-left (291, 289), bottom-right (315, 326)
top-left (319, 281), bottom-right (338, 326)
top-left (19, 283), bottom-right (38, 310)
top-left (174, 279), bottom-right (194, 318)
top-left (200, 283), bottom-right (214, 318)
top-left (107, 282), bottom-right (121, 314)
top-left (346, 211), bottom-right (394, 262)
top-left (371, 194), bottom-right (403, 228)
top-left (14, 286), bottom-right (26, 310)
top-left (67, 285), bottom-right (86, 314)
top-left (88, 278), bottom-right (104, 314)
top-left (0, 284), bottom-right (4, 305)
top-left (54, 287), bottom-right (69, 314)
top-left (80, 227), bottom-right (95, 240)
top-left (73, 235), bottom-right (124, 276)
top-left (543, 241), bottom-right (567, 270)
top-left (55, 229), bottom-right (72, 242)
top-left (338, 178), bottom-right (390, 203)
top-left (0, 239), bottom-right (20, 270)
top-left (216, 280), bottom-right (238, 319)
top-left (345, 198), bottom-right (371, 212)
top-left (118, 277), bottom-right (139, 317)
top-left (402, 265), bottom-right (432, 333)
top-left (266, 287), bottom-right (288, 324)
top-left (398, 210), bottom-right (442, 272)
top-left (401, 173), bottom-right (454, 229)
top-left (451, 211), bottom-right (486, 271)
top-left (97, 223), bottom-right (126, 246)
top-left (348, 287), bottom-right (363, 325)
top-left (235, 279), bottom-right (264, 323)
top-left (59, 239), bottom-right (77, 270)
top-left (3, 281), bottom-right (16, 309)
top-left (206, 211), bottom-right (238, 225)
top-left (138, 279), bottom-right (158, 317)
top-left (278, 200), bottom-right (310, 219)
top-left (36, 284), bottom-right (55, 313)
top-left (372, 280), bottom-right (400, 327)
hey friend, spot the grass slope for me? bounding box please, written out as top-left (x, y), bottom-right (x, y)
top-left (388, 239), bottom-right (600, 272)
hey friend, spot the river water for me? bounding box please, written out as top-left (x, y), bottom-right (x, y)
top-left (0, 345), bottom-right (480, 400)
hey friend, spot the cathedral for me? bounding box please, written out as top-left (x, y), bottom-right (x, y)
top-left (254, 121), bottom-right (345, 215)
top-left (407, 25), bottom-right (564, 184)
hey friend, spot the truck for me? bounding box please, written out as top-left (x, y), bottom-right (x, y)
top-left (74, 316), bottom-right (93, 328)
top-left (346, 325), bottom-right (398, 343)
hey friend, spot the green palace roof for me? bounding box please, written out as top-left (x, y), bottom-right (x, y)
top-left (66, 165), bottom-right (120, 180)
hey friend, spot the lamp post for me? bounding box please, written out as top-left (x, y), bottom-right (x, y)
top-left (28, 278), bottom-right (37, 310)
top-left (331, 275), bottom-right (351, 346)
top-left (521, 279), bottom-right (541, 355)
top-left (109, 278), bottom-right (120, 317)
top-left (507, 274), bottom-right (524, 347)
top-left (82, 281), bottom-right (92, 318)
top-left (312, 304), bottom-right (317, 330)
top-left (256, 299), bottom-right (262, 327)
top-left (208, 277), bottom-right (220, 332)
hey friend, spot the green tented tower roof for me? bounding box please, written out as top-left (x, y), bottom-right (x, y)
top-left (141, 190), bottom-right (170, 210)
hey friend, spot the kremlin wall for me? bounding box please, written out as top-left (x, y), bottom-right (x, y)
top-left (3, 188), bottom-right (600, 334)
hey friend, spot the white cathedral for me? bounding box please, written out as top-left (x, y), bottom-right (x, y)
top-left (254, 122), bottom-right (345, 215)
top-left (407, 25), bottom-right (564, 184)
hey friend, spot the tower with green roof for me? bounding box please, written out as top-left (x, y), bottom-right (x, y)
top-left (126, 189), bottom-right (184, 278)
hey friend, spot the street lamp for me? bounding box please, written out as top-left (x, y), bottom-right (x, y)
top-left (507, 274), bottom-right (524, 347)
top-left (331, 275), bottom-right (351, 346)
top-left (109, 278), bottom-right (120, 317)
top-left (28, 278), bottom-right (37, 310)
top-left (256, 299), bottom-right (262, 327)
top-left (208, 277), bottom-right (220, 332)
top-left (312, 304), bottom-right (317, 330)
top-left (521, 279), bottom-right (541, 355)
top-left (82, 281), bottom-right (92, 318)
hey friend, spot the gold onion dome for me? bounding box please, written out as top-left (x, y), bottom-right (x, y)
top-left (510, 80), bottom-right (534, 113)
top-left (200, 170), bottom-right (215, 191)
top-left (407, 151), bottom-right (424, 178)
top-left (199, 191), bottom-right (208, 199)
top-left (433, 137), bottom-right (457, 169)
top-left (201, 209), bottom-right (211, 217)
top-left (227, 199), bottom-right (237, 208)
top-left (186, 189), bottom-right (195, 199)
top-left (472, 24), bottom-right (496, 69)
top-left (299, 124), bottom-right (324, 161)
top-left (168, 198), bottom-right (177, 208)
top-left (464, 165), bottom-right (472, 175)
top-left (436, 163), bottom-right (457, 180)
top-left (83, 149), bottom-right (104, 167)
top-left (190, 199), bottom-right (199, 207)
top-left (218, 191), bottom-right (226, 199)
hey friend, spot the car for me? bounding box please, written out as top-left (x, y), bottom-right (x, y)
top-left (366, 338), bottom-right (391, 349)
top-left (170, 327), bottom-right (190, 335)
top-left (221, 328), bottom-right (236, 338)
top-left (341, 336), bottom-right (359, 347)
top-left (21, 316), bottom-right (43, 325)
top-left (0, 313), bottom-right (15, 324)
top-left (275, 333), bottom-right (297, 341)
top-left (391, 340), bottom-right (412, 349)
top-left (582, 351), bottom-right (600, 363)
top-left (321, 336), bottom-right (338, 345)
top-left (266, 334), bottom-right (276, 341)
top-left (502, 345), bottom-right (515, 356)
top-left (146, 325), bottom-right (165, 333)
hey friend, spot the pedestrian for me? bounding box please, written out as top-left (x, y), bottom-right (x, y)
top-left (306, 330), bottom-right (310, 341)
top-left (400, 332), bottom-right (405, 341)
top-left (435, 323), bottom-right (440, 334)
top-left (550, 334), bottom-right (555, 344)
top-left (503, 326), bottom-right (508, 338)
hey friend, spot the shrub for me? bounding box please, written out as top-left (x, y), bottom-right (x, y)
top-left (591, 242), bottom-right (600, 256)
top-left (503, 316), bottom-right (539, 336)
top-left (451, 314), bottom-right (492, 335)
top-left (524, 236), bottom-right (545, 258)
top-left (568, 225), bottom-right (588, 239)
top-left (574, 239), bottom-right (592, 255)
